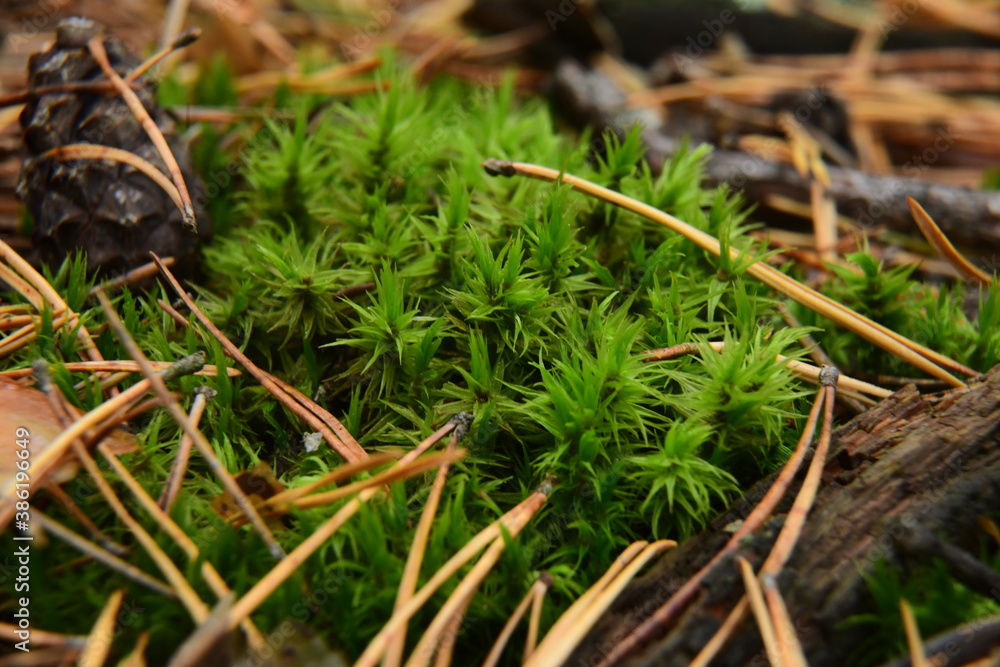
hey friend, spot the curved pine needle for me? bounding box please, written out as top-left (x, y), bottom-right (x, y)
top-left (484, 160), bottom-right (972, 386)
top-left (42, 143), bottom-right (185, 220)
top-left (87, 36), bottom-right (198, 230)
top-left (152, 254), bottom-right (367, 462)
top-left (524, 575), bottom-right (548, 659)
top-left (907, 197), bottom-right (995, 286)
top-left (533, 541), bottom-right (649, 648)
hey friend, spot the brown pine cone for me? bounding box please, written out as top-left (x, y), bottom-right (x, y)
top-left (16, 16), bottom-right (210, 280)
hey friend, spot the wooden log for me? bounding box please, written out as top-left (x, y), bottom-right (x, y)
top-left (569, 365), bottom-right (1000, 667)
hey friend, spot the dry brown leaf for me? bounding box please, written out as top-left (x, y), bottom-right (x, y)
top-left (210, 461), bottom-right (285, 522)
top-left (0, 376), bottom-right (137, 489)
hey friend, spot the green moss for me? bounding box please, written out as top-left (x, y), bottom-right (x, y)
top-left (6, 57), bottom-right (999, 664)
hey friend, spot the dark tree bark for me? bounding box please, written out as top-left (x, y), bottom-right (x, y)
top-left (551, 61), bottom-right (1000, 256)
top-left (569, 365), bottom-right (1000, 667)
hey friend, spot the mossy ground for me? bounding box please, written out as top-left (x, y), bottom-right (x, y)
top-left (6, 55), bottom-right (1000, 663)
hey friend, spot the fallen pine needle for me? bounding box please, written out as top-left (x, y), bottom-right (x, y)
top-left (78, 590), bottom-right (124, 667)
top-left (0, 361), bottom-right (240, 379)
top-left (96, 289), bottom-right (286, 560)
top-left (73, 443), bottom-right (210, 623)
top-left (88, 36), bottom-right (198, 230)
top-left (117, 632), bottom-right (150, 667)
top-left (35, 511), bottom-right (174, 598)
top-left (901, 598), bottom-right (931, 667)
top-left (644, 340), bottom-right (890, 402)
top-left (484, 160), bottom-right (971, 386)
top-left (0, 623), bottom-right (87, 648)
top-left (763, 574), bottom-right (808, 667)
top-left (99, 444), bottom-right (266, 651)
top-left (525, 573), bottom-right (548, 659)
top-left (525, 540), bottom-right (676, 667)
top-left (158, 386), bottom-right (214, 512)
top-left (227, 448), bottom-right (474, 632)
top-left (908, 197), bottom-right (996, 286)
top-left (405, 480), bottom-right (556, 667)
top-left (42, 144), bottom-right (187, 222)
top-left (152, 253), bottom-right (367, 462)
top-left (686, 368), bottom-right (840, 667)
top-left (0, 238), bottom-right (102, 363)
top-left (533, 541), bottom-right (649, 649)
top-left (596, 378), bottom-right (829, 666)
top-left (688, 597), bottom-right (751, 667)
top-left (354, 483), bottom-right (552, 667)
top-left (385, 422), bottom-right (468, 667)
top-left (481, 574), bottom-right (553, 667)
top-left (739, 558), bottom-right (784, 667)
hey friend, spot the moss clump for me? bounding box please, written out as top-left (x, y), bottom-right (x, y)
top-left (6, 56), bottom-right (999, 663)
